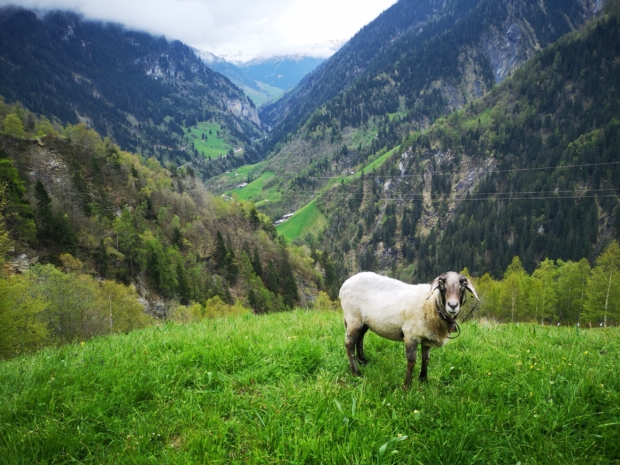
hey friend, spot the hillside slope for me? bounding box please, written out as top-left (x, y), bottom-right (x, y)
top-left (249, 0), bottom-right (601, 218)
top-left (0, 8), bottom-right (263, 171)
top-left (0, 107), bottom-right (325, 317)
top-left (314, 2), bottom-right (620, 281)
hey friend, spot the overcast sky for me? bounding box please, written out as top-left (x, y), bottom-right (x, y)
top-left (2, 0), bottom-right (398, 61)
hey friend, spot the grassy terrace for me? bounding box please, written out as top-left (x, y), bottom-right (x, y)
top-left (1, 311), bottom-right (619, 463)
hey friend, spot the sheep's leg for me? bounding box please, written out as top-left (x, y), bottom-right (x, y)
top-left (419, 345), bottom-right (431, 381)
top-left (404, 339), bottom-right (419, 388)
top-left (345, 325), bottom-right (363, 376)
top-left (356, 324), bottom-right (369, 365)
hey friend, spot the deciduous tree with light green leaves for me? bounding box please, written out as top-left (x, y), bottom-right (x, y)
top-left (499, 256), bottom-right (528, 322)
top-left (3, 114), bottom-right (24, 137)
top-left (531, 258), bottom-right (558, 324)
top-left (0, 183), bottom-right (11, 269)
top-left (555, 258), bottom-right (591, 324)
top-left (584, 241), bottom-right (620, 327)
top-left (0, 275), bottom-right (47, 358)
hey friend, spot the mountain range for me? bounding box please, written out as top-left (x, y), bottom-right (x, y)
top-left (195, 50), bottom-right (327, 107)
top-left (209, 0), bottom-right (619, 283)
top-left (1, 0), bottom-right (620, 296)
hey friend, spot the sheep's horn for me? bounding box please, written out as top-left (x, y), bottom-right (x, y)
top-left (426, 275), bottom-right (444, 300)
top-left (465, 279), bottom-right (480, 302)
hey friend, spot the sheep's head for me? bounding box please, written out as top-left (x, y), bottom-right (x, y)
top-left (428, 272), bottom-right (480, 317)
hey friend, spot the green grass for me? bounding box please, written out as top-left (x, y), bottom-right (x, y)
top-left (230, 171), bottom-right (274, 201)
top-left (276, 198), bottom-right (327, 242)
top-left (355, 146), bottom-right (398, 176)
top-left (1, 312), bottom-right (619, 464)
top-left (226, 171), bottom-right (281, 204)
top-left (186, 121), bottom-right (235, 159)
top-left (256, 82), bottom-right (285, 102)
top-left (240, 86), bottom-right (270, 107)
top-left (460, 107), bottom-right (493, 130)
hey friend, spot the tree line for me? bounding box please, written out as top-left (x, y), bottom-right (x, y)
top-left (466, 241), bottom-right (620, 327)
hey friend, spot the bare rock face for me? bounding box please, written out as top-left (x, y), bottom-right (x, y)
top-left (136, 295), bottom-right (169, 319)
top-left (482, 20), bottom-right (538, 84)
top-left (224, 98), bottom-right (261, 127)
top-left (11, 254), bottom-right (39, 274)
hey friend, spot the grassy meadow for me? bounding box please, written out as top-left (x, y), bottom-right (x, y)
top-left (277, 199), bottom-right (327, 242)
top-left (227, 171), bottom-right (283, 205)
top-left (187, 122), bottom-right (236, 160)
top-left (1, 310), bottom-right (619, 464)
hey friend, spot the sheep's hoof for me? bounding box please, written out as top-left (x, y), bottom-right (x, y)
top-left (419, 376), bottom-right (428, 383)
top-left (350, 368), bottom-right (363, 377)
top-left (358, 357), bottom-right (369, 366)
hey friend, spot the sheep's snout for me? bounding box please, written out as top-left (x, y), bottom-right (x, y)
top-left (446, 300), bottom-right (460, 315)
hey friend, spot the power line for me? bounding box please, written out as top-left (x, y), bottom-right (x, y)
top-left (286, 187), bottom-right (618, 196)
top-left (304, 160), bottom-right (620, 179)
top-left (275, 193), bottom-right (618, 202)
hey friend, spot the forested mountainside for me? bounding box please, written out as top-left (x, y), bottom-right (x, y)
top-left (0, 101), bottom-right (342, 326)
top-left (259, 0), bottom-right (456, 143)
top-left (313, 2), bottom-right (620, 284)
top-left (0, 8), bottom-right (263, 175)
top-left (250, 0), bottom-right (601, 218)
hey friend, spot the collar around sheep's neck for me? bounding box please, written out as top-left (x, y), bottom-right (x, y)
top-left (435, 294), bottom-right (460, 337)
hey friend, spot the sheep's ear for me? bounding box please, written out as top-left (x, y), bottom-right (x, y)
top-left (426, 274), bottom-right (446, 300)
top-left (463, 278), bottom-right (480, 302)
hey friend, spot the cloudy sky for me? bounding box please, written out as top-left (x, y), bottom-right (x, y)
top-left (2, 0), bottom-right (398, 61)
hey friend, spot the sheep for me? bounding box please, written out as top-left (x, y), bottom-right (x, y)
top-left (340, 271), bottom-right (480, 387)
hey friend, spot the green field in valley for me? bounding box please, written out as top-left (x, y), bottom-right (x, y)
top-left (276, 198), bottom-right (327, 242)
top-left (226, 171), bottom-right (282, 204)
top-left (1, 310), bottom-right (618, 463)
top-left (187, 121), bottom-right (237, 160)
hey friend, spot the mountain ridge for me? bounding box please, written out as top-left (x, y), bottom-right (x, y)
top-left (0, 7), bottom-right (262, 172)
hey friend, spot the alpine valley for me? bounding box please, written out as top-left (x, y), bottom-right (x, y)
top-left (3, 1), bottom-right (620, 462)
top-left (1, 0), bottom-right (620, 348)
